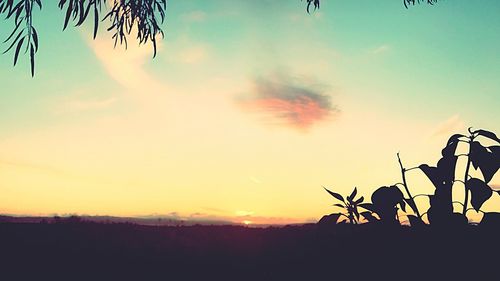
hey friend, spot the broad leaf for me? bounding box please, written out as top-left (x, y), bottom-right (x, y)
top-left (323, 187), bottom-right (344, 202)
top-left (419, 164), bottom-right (441, 189)
top-left (318, 213), bottom-right (341, 225)
top-left (474, 129), bottom-right (500, 144)
top-left (467, 178), bottom-right (493, 211)
top-left (470, 142), bottom-right (498, 183)
top-left (420, 155), bottom-right (457, 190)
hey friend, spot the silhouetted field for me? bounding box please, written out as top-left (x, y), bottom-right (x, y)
top-left (1, 221), bottom-right (499, 280)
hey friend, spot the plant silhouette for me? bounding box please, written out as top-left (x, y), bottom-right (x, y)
top-left (323, 187), bottom-right (377, 224)
top-left (322, 128), bottom-right (500, 228)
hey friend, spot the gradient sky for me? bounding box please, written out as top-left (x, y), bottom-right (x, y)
top-left (0, 0), bottom-right (499, 224)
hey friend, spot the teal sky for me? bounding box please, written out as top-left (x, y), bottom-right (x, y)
top-left (0, 0), bottom-right (499, 223)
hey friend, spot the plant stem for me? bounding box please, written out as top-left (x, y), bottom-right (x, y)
top-left (397, 153), bottom-right (422, 218)
top-left (462, 137), bottom-right (474, 215)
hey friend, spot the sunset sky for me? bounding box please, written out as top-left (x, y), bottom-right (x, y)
top-left (0, 0), bottom-right (499, 224)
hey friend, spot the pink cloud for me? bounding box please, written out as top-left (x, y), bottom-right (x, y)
top-left (238, 75), bottom-right (338, 130)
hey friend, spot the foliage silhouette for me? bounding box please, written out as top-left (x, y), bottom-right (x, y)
top-left (371, 185), bottom-right (406, 224)
top-left (1, 0), bottom-right (442, 76)
top-left (0, 0), bottom-right (166, 76)
top-left (322, 128), bottom-right (500, 228)
top-left (323, 186), bottom-right (376, 224)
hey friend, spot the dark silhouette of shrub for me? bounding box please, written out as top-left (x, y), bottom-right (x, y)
top-left (323, 187), bottom-right (377, 224)
top-left (370, 185), bottom-right (406, 225)
top-left (322, 128), bottom-right (500, 228)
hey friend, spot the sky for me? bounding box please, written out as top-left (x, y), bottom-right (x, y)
top-left (0, 0), bottom-right (499, 225)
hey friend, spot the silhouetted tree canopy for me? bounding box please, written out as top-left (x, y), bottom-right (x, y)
top-left (0, 0), bottom-right (439, 76)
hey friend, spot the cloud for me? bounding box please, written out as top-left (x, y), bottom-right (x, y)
top-left (53, 95), bottom-right (117, 115)
top-left (430, 114), bottom-right (465, 138)
top-left (181, 10), bottom-right (207, 22)
top-left (0, 157), bottom-right (68, 176)
top-left (86, 30), bottom-right (167, 93)
top-left (238, 74), bottom-right (338, 130)
top-left (370, 44), bottom-right (391, 55)
top-left (177, 46), bottom-right (208, 64)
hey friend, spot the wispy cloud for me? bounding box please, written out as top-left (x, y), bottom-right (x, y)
top-left (238, 73), bottom-right (339, 130)
top-left (53, 94), bottom-right (117, 115)
top-left (87, 32), bottom-right (166, 93)
top-left (370, 44), bottom-right (391, 55)
top-left (0, 157), bottom-right (68, 176)
top-left (181, 10), bottom-right (207, 22)
top-left (177, 46), bottom-right (208, 64)
top-left (430, 114), bottom-right (465, 138)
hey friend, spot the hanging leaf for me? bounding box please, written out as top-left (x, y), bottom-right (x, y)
top-left (323, 187), bottom-right (344, 202)
top-left (30, 44), bottom-right (35, 77)
top-left (13, 37), bottom-right (24, 66)
top-left (474, 129), bottom-right (500, 144)
top-left (470, 142), bottom-right (498, 183)
top-left (468, 178), bottom-right (493, 211)
top-left (305, 0), bottom-right (320, 13)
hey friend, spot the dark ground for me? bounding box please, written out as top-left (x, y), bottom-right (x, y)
top-left (1, 221), bottom-right (499, 280)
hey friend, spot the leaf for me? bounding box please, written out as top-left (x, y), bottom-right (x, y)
top-left (30, 44), bottom-right (35, 77)
top-left (361, 211), bottom-right (378, 222)
top-left (318, 213), bottom-right (341, 225)
top-left (474, 129), bottom-right (500, 144)
top-left (323, 187), bottom-right (344, 202)
top-left (419, 164), bottom-right (441, 190)
top-left (470, 141), bottom-right (498, 183)
top-left (347, 187), bottom-right (357, 203)
top-left (354, 196), bottom-right (364, 205)
top-left (63, 0), bottom-right (73, 30)
top-left (468, 178), bottom-right (493, 211)
top-left (420, 155), bottom-right (457, 190)
top-left (31, 27), bottom-right (38, 52)
top-left (441, 134), bottom-right (464, 157)
top-left (93, 4), bottom-right (99, 39)
top-left (13, 37), bottom-right (24, 66)
top-left (332, 203), bottom-right (345, 208)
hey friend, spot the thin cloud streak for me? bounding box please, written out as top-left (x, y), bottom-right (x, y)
top-left (430, 114), bottom-right (465, 138)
